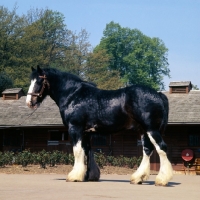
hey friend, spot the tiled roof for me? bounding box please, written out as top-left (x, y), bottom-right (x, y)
top-left (1, 90), bottom-right (200, 127)
top-left (163, 90), bottom-right (200, 123)
top-left (169, 81), bottom-right (191, 87)
top-left (2, 88), bottom-right (23, 94)
top-left (0, 96), bottom-right (62, 127)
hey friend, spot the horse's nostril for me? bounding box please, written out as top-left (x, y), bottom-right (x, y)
top-left (29, 100), bottom-right (35, 108)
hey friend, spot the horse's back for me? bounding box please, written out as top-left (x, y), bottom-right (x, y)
top-left (124, 85), bottom-right (169, 131)
top-left (82, 84), bottom-right (168, 132)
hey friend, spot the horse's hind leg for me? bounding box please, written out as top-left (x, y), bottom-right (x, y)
top-left (82, 134), bottom-right (100, 181)
top-left (130, 134), bottom-right (154, 184)
top-left (67, 125), bottom-right (86, 182)
top-left (147, 131), bottom-right (173, 186)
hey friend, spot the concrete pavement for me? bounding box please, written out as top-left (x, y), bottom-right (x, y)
top-left (0, 173), bottom-right (199, 200)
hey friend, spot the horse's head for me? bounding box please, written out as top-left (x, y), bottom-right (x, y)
top-left (26, 65), bottom-right (50, 109)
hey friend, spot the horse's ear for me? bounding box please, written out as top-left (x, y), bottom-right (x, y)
top-left (31, 67), bottom-right (36, 71)
top-left (37, 65), bottom-right (44, 76)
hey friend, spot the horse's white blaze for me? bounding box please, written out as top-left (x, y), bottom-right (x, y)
top-left (26, 79), bottom-right (36, 107)
top-left (67, 140), bottom-right (86, 181)
top-left (147, 132), bottom-right (173, 185)
top-left (130, 150), bottom-right (150, 183)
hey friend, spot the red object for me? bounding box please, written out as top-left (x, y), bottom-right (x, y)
top-left (181, 149), bottom-right (194, 161)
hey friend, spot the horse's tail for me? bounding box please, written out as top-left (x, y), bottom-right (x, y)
top-left (158, 92), bottom-right (169, 134)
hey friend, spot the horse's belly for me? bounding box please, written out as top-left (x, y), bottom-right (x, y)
top-left (86, 114), bottom-right (132, 133)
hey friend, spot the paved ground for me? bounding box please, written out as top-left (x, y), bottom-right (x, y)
top-left (0, 174), bottom-right (199, 200)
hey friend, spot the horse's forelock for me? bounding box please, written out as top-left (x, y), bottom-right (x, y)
top-left (30, 67), bottom-right (48, 80)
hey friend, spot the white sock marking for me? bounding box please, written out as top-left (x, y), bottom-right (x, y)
top-left (130, 149), bottom-right (150, 183)
top-left (67, 140), bottom-right (86, 181)
top-left (147, 132), bottom-right (173, 185)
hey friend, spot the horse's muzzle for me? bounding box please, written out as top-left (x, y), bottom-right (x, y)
top-left (27, 101), bottom-right (39, 109)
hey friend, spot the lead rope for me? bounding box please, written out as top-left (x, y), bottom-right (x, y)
top-left (19, 107), bottom-right (38, 125)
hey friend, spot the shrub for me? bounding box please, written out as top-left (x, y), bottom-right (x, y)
top-left (35, 150), bottom-right (50, 169)
top-left (94, 153), bottom-right (141, 169)
top-left (0, 150), bottom-right (143, 169)
top-left (49, 150), bottom-right (63, 167)
top-left (15, 149), bottom-right (33, 167)
top-left (116, 155), bottom-right (125, 167)
top-left (0, 152), bottom-right (7, 167)
top-left (124, 157), bottom-right (137, 169)
top-left (106, 155), bottom-right (115, 166)
top-left (94, 152), bottom-right (107, 168)
top-left (0, 151), bottom-right (14, 167)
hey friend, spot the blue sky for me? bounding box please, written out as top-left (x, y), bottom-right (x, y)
top-left (1, 0), bottom-right (200, 90)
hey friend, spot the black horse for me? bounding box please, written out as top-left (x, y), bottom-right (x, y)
top-left (26, 66), bottom-right (173, 186)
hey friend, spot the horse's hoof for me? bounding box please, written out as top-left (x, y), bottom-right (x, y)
top-left (66, 179), bottom-right (82, 182)
top-left (88, 179), bottom-right (99, 182)
top-left (155, 183), bottom-right (168, 187)
top-left (84, 177), bottom-right (99, 182)
top-left (87, 177), bottom-right (99, 182)
top-left (130, 181), bottom-right (142, 185)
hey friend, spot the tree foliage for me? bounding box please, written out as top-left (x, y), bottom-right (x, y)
top-left (21, 9), bottom-right (70, 67)
top-left (0, 6), bottom-right (89, 92)
top-left (0, 7), bottom-right (171, 93)
top-left (0, 6), bottom-right (24, 71)
top-left (192, 84), bottom-right (199, 90)
top-left (62, 29), bottom-right (92, 78)
top-left (96, 21), bottom-right (170, 90)
top-left (0, 72), bottom-right (13, 95)
top-left (86, 49), bottom-right (123, 90)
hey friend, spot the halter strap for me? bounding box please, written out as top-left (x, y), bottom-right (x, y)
top-left (28, 74), bottom-right (50, 97)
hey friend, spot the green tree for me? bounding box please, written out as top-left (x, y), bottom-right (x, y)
top-left (0, 7), bottom-right (74, 92)
top-left (62, 29), bottom-right (92, 78)
top-left (0, 72), bottom-right (13, 95)
top-left (86, 49), bottom-right (123, 90)
top-left (96, 21), bottom-right (170, 90)
top-left (192, 84), bottom-right (199, 90)
top-left (0, 6), bottom-right (24, 72)
top-left (19, 9), bottom-right (70, 67)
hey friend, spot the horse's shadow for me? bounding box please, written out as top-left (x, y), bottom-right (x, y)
top-left (99, 179), bottom-right (130, 183)
top-left (100, 179), bottom-right (181, 187)
top-left (54, 178), bottom-right (181, 187)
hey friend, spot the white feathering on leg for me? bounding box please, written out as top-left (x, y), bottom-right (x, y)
top-left (147, 132), bottom-right (173, 186)
top-left (67, 140), bottom-right (86, 181)
top-left (130, 150), bottom-right (150, 184)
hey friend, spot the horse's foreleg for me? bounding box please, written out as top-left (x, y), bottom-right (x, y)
top-left (85, 150), bottom-right (100, 181)
top-left (147, 131), bottom-right (173, 186)
top-left (67, 125), bottom-right (86, 182)
top-left (67, 140), bottom-right (86, 182)
top-left (130, 134), bottom-right (154, 184)
top-left (82, 134), bottom-right (100, 181)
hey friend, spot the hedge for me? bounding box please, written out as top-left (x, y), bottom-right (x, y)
top-left (0, 150), bottom-right (142, 169)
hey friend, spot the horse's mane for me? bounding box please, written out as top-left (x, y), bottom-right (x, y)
top-left (31, 67), bottom-right (96, 87)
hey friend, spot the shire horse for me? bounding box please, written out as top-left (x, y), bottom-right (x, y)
top-left (26, 66), bottom-right (173, 186)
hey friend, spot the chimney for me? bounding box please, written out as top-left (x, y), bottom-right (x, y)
top-left (2, 88), bottom-right (24, 100)
top-left (169, 81), bottom-right (192, 94)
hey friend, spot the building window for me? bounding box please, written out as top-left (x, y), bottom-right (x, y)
top-left (49, 130), bottom-right (68, 141)
top-left (189, 135), bottom-right (200, 146)
top-left (4, 133), bottom-right (21, 146)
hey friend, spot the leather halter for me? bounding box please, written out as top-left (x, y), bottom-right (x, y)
top-left (28, 74), bottom-right (50, 97)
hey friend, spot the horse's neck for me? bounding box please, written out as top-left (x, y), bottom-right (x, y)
top-left (48, 75), bottom-right (82, 107)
